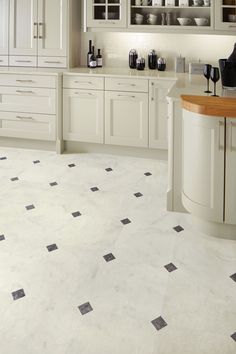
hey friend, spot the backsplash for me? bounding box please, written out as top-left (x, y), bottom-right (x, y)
top-left (80, 32), bottom-right (235, 71)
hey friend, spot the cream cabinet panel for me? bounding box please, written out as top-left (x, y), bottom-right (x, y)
top-left (149, 79), bottom-right (175, 150)
top-left (105, 91), bottom-right (148, 148)
top-left (63, 89), bottom-right (104, 144)
top-left (63, 76), bottom-right (104, 90)
top-left (38, 56), bottom-right (67, 68)
top-left (87, 0), bottom-right (127, 28)
top-left (182, 110), bottom-right (224, 222)
top-left (215, 0), bottom-right (236, 31)
top-left (9, 56), bottom-right (37, 67)
top-left (0, 56), bottom-right (8, 66)
top-left (225, 118), bottom-right (236, 224)
top-left (105, 77), bottom-right (148, 93)
top-left (0, 73), bottom-right (56, 88)
top-left (0, 86), bottom-right (56, 114)
top-left (9, 0), bottom-right (37, 56)
top-left (37, 0), bottom-right (67, 57)
top-left (0, 0), bottom-right (9, 56)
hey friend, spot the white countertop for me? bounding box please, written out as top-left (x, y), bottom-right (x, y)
top-left (0, 67), bottom-right (64, 75)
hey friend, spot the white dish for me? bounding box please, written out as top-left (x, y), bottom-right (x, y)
top-left (177, 17), bottom-right (192, 26)
top-left (194, 17), bottom-right (209, 26)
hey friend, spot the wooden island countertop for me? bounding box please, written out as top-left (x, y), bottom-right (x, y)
top-left (181, 95), bottom-right (236, 118)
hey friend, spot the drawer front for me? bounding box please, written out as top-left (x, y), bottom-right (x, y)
top-left (0, 111), bottom-right (56, 141)
top-left (63, 75), bottom-right (104, 90)
top-left (0, 56), bottom-right (8, 66)
top-left (0, 86), bottom-right (56, 114)
top-left (105, 77), bottom-right (149, 93)
top-left (38, 56), bottom-right (67, 68)
top-left (9, 56), bottom-right (37, 67)
top-left (0, 74), bottom-right (56, 88)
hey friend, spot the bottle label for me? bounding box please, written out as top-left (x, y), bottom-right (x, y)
top-left (89, 60), bottom-right (97, 68)
top-left (97, 58), bottom-right (103, 67)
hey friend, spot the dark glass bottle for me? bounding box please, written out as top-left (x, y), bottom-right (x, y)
top-left (89, 46), bottom-right (97, 68)
top-left (148, 50), bottom-right (157, 70)
top-left (227, 43), bottom-right (236, 62)
top-left (96, 49), bottom-right (103, 67)
top-left (87, 40), bottom-right (92, 68)
top-left (129, 49), bottom-right (138, 69)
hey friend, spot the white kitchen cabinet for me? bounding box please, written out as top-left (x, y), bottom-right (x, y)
top-left (215, 0), bottom-right (236, 31)
top-left (0, 0), bottom-right (9, 66)
top-left (86, 0), bottom-right (127, 28)
top-left (149, 79), bottom-right (175, 149)
top-left (105, 90), bottom-right (148, 148)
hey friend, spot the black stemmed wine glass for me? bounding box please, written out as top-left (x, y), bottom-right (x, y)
top-left (210, 67), bottom-right (220, 97)
top-left (203, 64), bottom-right (212, 93)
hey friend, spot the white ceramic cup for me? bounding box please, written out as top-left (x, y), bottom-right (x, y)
top-left (135, 0), bottom-right (142, 5)
top-left (193, 0), bottom-right (201, 5)
top-left (134, 13), bottom-right (144, 24)
top-left (142, 0), bottom-right (152, 5)
top-left (203, 0), bottom-right (210, 6)
top-left (146, 13), bottom-right (157, 25)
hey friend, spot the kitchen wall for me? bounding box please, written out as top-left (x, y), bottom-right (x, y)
top-left (80, 32), bottom-right (235, 70)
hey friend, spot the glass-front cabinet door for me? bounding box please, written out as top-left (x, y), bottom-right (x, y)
top-left (215, 0), bottom-right (236, 30)
top-left (87, 0), bottom-right (127, 27)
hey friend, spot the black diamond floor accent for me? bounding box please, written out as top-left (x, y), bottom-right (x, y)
top-left (33, 160), bottom-right (40, 164)
top-left (144, 172), bottom-right (152, 176)
top-left (230, 273), bottom-right (236, 282)
top-left (164, 263), bottom-right (177, 272)
top-left (0, 157), bottom-right (7, 160)
top-left (68, 163), bottom-right (75, 168)
top-left (0, 235), bottom-right (5, 241)
top-left (72, 211), bottom-right (81, 218)
top-left (173, 225), bottom-right (184, 233)
top-left (134, 192), bottom-right (143, 198)
top-left (231, 332), bottom-right (236, 341)
top-left (25, 204), bottom-right (35, 211)
top-left (91, 187), bottom-right (99, 192)
top-left (78, 302), bottom-right (93, 315)
top-left (12, 289), bottom-right (25, 301)
top-left (11, 177), bottom-right (19, 181)
top-left (105, 167), bottom-right (113, 172)
top-left (103, 253), bottom-right (116, 262)
top-left (50, 182), bottom-right (58, 187)
top-left (47, 244), bottom-right (58, 252)
top-left (151, 316), bottom-right (167, 331)
top-left (121, 218), bottom-right (131, 225)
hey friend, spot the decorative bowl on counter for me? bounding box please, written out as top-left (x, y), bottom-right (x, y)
top-left (177, 17), bottom-right (192, 26)
top-left (194, 17), bottom-right (209, 26)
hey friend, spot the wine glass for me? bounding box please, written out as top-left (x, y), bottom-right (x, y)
top-left (203, 64), bottom-right (212, 93)
top-left (210, 67), bottom-right (220, 97)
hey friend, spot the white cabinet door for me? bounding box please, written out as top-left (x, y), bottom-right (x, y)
top-left (0, 0), bottom-right (9, 56)
top-left (37, 0), bottom-right (67, 57)
top-left (105, 91), bottom-right (148, 148)
top-left (9, 0), bottom-right (37, 56)
top-left (87, 0), bottom-right (127, 28)
top-left (225, 118), bottom-right (236, 224)
top-left (63, 89), bottom-right (104, 144)
top-left (149, 79), bottom-right (175, 149)
top-left (182, 110), bottom-right (224, 222)
top-left (215, 0), bottom-right (236, 31)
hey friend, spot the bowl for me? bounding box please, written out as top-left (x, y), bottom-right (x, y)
top-left (194, 17), bottom-right (209, 26)
top-left (228, 14), bottom-right (236, 22)
top-left (177, 17), bottom-right (192, 26)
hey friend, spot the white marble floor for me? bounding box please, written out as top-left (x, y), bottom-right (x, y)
top-left (0, 147), bottom-right (236, 354)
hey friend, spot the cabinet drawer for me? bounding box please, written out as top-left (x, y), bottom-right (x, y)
top-left (63, 75), bottom-right (104, 90)
top-left (0, 86), bottom-right (56, 114)
top-left (9, 56), bottom-right (37, 67)
top-left (0, 111), bottom-right (56, 141)
top-left (105, 77), bottom-right (148, 93)
top-left (38, 56), bottom-right (67, 68)
top-left (0, 74), bottom-right (56, 88)
top-left (0, 56), bottom-right (8, 66)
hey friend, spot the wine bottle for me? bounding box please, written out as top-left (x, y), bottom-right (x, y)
top-left (96, 49), bottom-right (103, 68)
top-left (89, 46), bottom-right (97, 68)
top-left (227, 43), bottom-right (236, 62)
top-left (87, 40), bottom-right (92, 68)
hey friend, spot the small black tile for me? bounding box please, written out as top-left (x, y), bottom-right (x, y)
top-left (121, 218), bottom-right (131, 225)
top-left (90, 187), bottom-right (99, 192)
top-left (103, 253), bottom-right (116, 262)
top-left (68, 163), bottom-right (76, 168)
top-left (0, 156), bottom-right (7, 160)
top-left (230, 273), bottom-right (236, 282)
top-left (78, 302), bottom-right (93, 315)
top-left (11, 177), bottom-right (19, 182)
top-left (164, 263), bottom-right (177, 273)
top-left (25, 204), bottom-right (35, 211)
top-left (134, 192), bottom-right (143, 198)
top-left (50, 182), bottom-right (58, 187)
top-left (33, 160), bottom-right (40, 164)
top-left (173, 225), bottom-right (184, 233)
top-left (0, 235), bottom-right (5, 241)
top-left (47, 244), bottom-right (58, 252)
top-left (72, 211), bottom-right (81, 218)
top-left (151, 316), bottom-right (167, 331)
top-left (144, 172), bottom-right (152, 176)
top-left (105, 167), bottom-right (113, 172)
top-left (231, 332), bottom-right (236, 342)
top-left (12, 288), bottom-right (25, 301)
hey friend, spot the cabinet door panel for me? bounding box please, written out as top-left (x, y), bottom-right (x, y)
top-left (182, 110), bottom-right (224, 222)
top-left (105, 91), bottom-right (148, 148)
top-left (9, 0), bottom-right (37, 56)
top-left (38, 0), bottom-right (67, 57)
top-left (0, 0), bottom-right (9, 56)
top-left (87, 0), bottom-right (126, 28)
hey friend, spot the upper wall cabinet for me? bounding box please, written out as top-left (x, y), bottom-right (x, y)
top-left (0, 0), bottom-right (9, 65)
top-left (87, 0), bottom-right (127, 28)
top-left (215, 0), bottom-right (236, 30)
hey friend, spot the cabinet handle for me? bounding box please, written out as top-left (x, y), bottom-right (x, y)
top-left (218, 120), bottom-right (224, 151)
top-left (74, 81), bottom-right (93, 85)
top-left (16, 79), bottom-right (34, 83)
top-left (16, 90), bottom-right (34, 94)
top-left (0, 60), bottom-right (3, 62)
top-left (44, 61), bottom-right (62, 64)
top-left (38, 22), bottom-right (44, 39)
top-left (228, 25), bottom-right (236, 28)
top-left (117, 94), bottom-right (136, 98)
top-left (16, 115), bottom-right (34, 121)
top-left (33, 22), bottom-right (38, 39)
top-left (74, 92), bottom-right (94, 96)
top-left (151, 81), bottom-right (155, 101)
top-left (15, 60), bottom-right (32, 63)
top-left (98, 21), bottom-right (116, 25)
top-left (117, 83), bottom-right (136, 87)
top-left (230, 121), bottom-right (236, 152)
